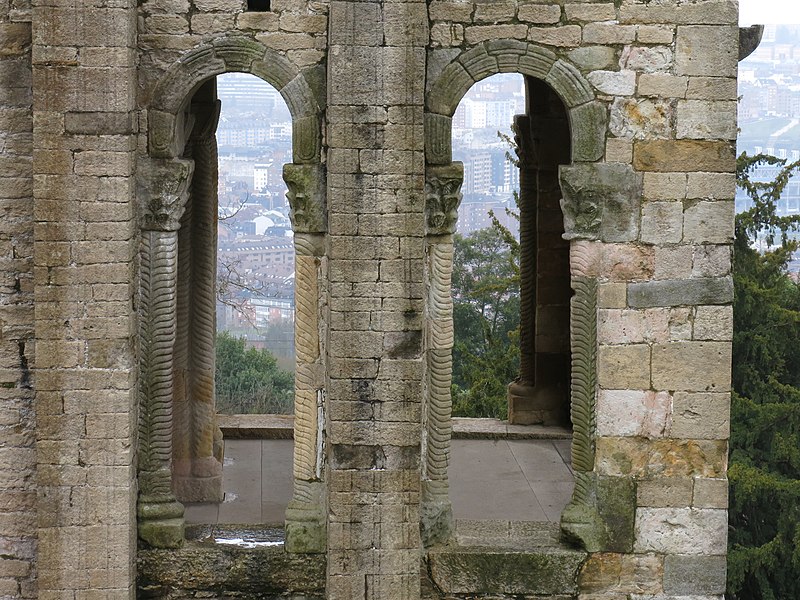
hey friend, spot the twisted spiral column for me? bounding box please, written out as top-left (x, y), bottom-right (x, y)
top-left (561, 271), bottom-right (600, 545)
top-left (137, 229), bottom-right (185, 547)
top-left (136, 157), bottom-right (194, 548)
top-left (173, 102), bottom-right (223, 503)
top-left (421, 237), bottom-right (455, 546)
top-left (285, 232), bottom-right (326, 553)
top-left (172, 197), bottom-right (192, 483)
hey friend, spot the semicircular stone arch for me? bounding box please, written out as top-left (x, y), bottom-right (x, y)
top-left (147, 35), bottom-right (322, 164)
top-left (425, 39), bottom-right (606, 165)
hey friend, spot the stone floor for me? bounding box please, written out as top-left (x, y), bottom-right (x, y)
top-left (185, 437), bottom-right (574, 524)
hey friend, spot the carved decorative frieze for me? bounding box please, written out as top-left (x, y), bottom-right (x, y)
top-left (283, 163), bottom-right (326, 234)
top-left (425, 163), bottom-right (464, 236)
top-left (559, 163), bottom-right (643, 243)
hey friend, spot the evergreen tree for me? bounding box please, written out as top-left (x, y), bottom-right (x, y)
top-left (215, 331), bottom-right (295, 414)
top-left (451, 226), bottom-right (520, 419)
top-left (728, 154), bottom-right (800, 599)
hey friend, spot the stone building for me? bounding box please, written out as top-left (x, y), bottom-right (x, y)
top-left (0, 0), bottom-right (761, 598)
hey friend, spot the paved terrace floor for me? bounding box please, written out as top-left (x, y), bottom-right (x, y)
top-left (185, 418), bottom-right (574, 525)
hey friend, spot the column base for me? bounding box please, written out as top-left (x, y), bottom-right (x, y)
top-left (420, 490), bottom-right (453, 548)
top-left (174, 456), bottom-right (224, 502)
top-left (138, 496), bottom-right (185, 549)
top-left (285, 499), bottom-right (326, 554)
top-left (507, 380), bottom-right (568, 425)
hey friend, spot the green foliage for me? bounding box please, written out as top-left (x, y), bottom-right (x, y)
top-left (728, 153), bottom-right (800, 600)
top-left (451, 225), bottom-right (520, 420)
top-left (215, 331), bottom-right (294, 415)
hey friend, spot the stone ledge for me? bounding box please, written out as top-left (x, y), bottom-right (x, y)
top-left (139, 524), bottom-right (585, 599)
top-left (452, 418), bottom-right (572, 440)
top-left (453, 519), bottom-right (563, 549)
top-left (138, 525), bottom-right (326, 599)
top-left (217, 413), bottom-right (294, 439)
top-left (425, 536), bottom-right (586, 597)
top-left (218, 414), bottom-right (573, 440)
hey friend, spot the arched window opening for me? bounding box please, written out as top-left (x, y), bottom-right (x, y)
top-left (178, 73), bottom-right (295, 526)
top-left (447, 73), bottom-right (574, 524)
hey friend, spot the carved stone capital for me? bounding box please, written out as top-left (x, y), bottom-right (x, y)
top-left (283, 163), bottom-right (326, 234)
top-left (559, 163), bottom-right (643, 242)
top-left (137, 158), bottom-right (195, 231)
top-left (425, 162), bottom-right (464, 236)
top-left (739, 25), bottom-right (764, 61)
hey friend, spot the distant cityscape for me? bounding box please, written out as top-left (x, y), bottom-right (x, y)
top-left (215, 28), bottom-right (800, 353)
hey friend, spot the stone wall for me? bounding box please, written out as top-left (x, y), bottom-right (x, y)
top-left (0, 0), bottom-right (741, 598)
top-left (30, 0), bottom-right (140, 593)
top-left (0, 0), bottom-right (35, 595)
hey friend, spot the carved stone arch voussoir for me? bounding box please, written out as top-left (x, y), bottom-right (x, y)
top-left (147, 35), bottom-right (321, 162)
top-left (425, 41), bottom-right (604, 164)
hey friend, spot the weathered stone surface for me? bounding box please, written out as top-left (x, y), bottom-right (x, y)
top-left (597, 282), bottom-right (627, 309)
top-left (518, 3), bottom-right (562, 24)
top-left (596, 438), bottom-right (728, 478)
top-left (547, 59), bottom-right (595, 106)
top-left (610, 97), bottom-right (674, 140)
top-left (693, 305), bottom-right (732, 341)
top-left (605, 137), bottom-right (632, 164)
top-left (634, 140), bottom-right (736, 172)
top-left (596, 389), bottom-right (672, 438)
top-left (687, 172), bottom-right (736, 199)
top-left (637, 24), bottom-right (675, 45)
top-left (683, 200), bottom-right (734, 243)
top-left (671, 391), bottom-right (730, 439)
top-left (641, 201), bottom-right (683, 244)
top-left (579, 552), bottom-right (663, 595)
top-left (464, 24), bottom-right (527, 45)
top-left (664, 554), bottom-right (727, 594)
top-left (598, 308), bottom-right (672, 344)
top-left (693, 477), bottom-right (729, 509)
top-left (652, 342), bottom-right (731, 392)
top-left (566, 3), bottom-right (616, 22)
top-left (628, 277), bottom-right (732, 308)
top-left (638, 73), bottom-right (688, 98)
top-left (693, 245), bottom-right (732, 277)
top-left (561, 473), bottom-right (636, 553)
top-left (587, 70), bottom-right (637, 96)
top-left (597, 344), bottom-right (650, 390)
top-left (570, 241), bottom-right (655, 281)
top-left (634, 508), bottom-right (728, 555)
top-left (528, 25), bottom-right (582, 48)
top-left (677, 100), bottom-right (737, 140)
top-left (621, 45), bottom-right (673, 73)
top-left (676, 25), bottom-right (739, 77)
top-left (637, 477), bottom-right (693, 508)
top-left (283, 163), bottom-right (326, 233)
top-left (583, 22), bottom-right (636, 45)
top-left (427, 545), bottom-right (586, 596)
top-left (570, 101), bottom-right (607, 162)
top-left (619, 0), bottom-right (738, 25)
top-left (139, 529), bottom-right (326, 596)
top-left (568, 46), bottom-right (617, 71)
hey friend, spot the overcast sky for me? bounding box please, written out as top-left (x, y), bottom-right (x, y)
top-left (740, 0), bottom-right (800, 25)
